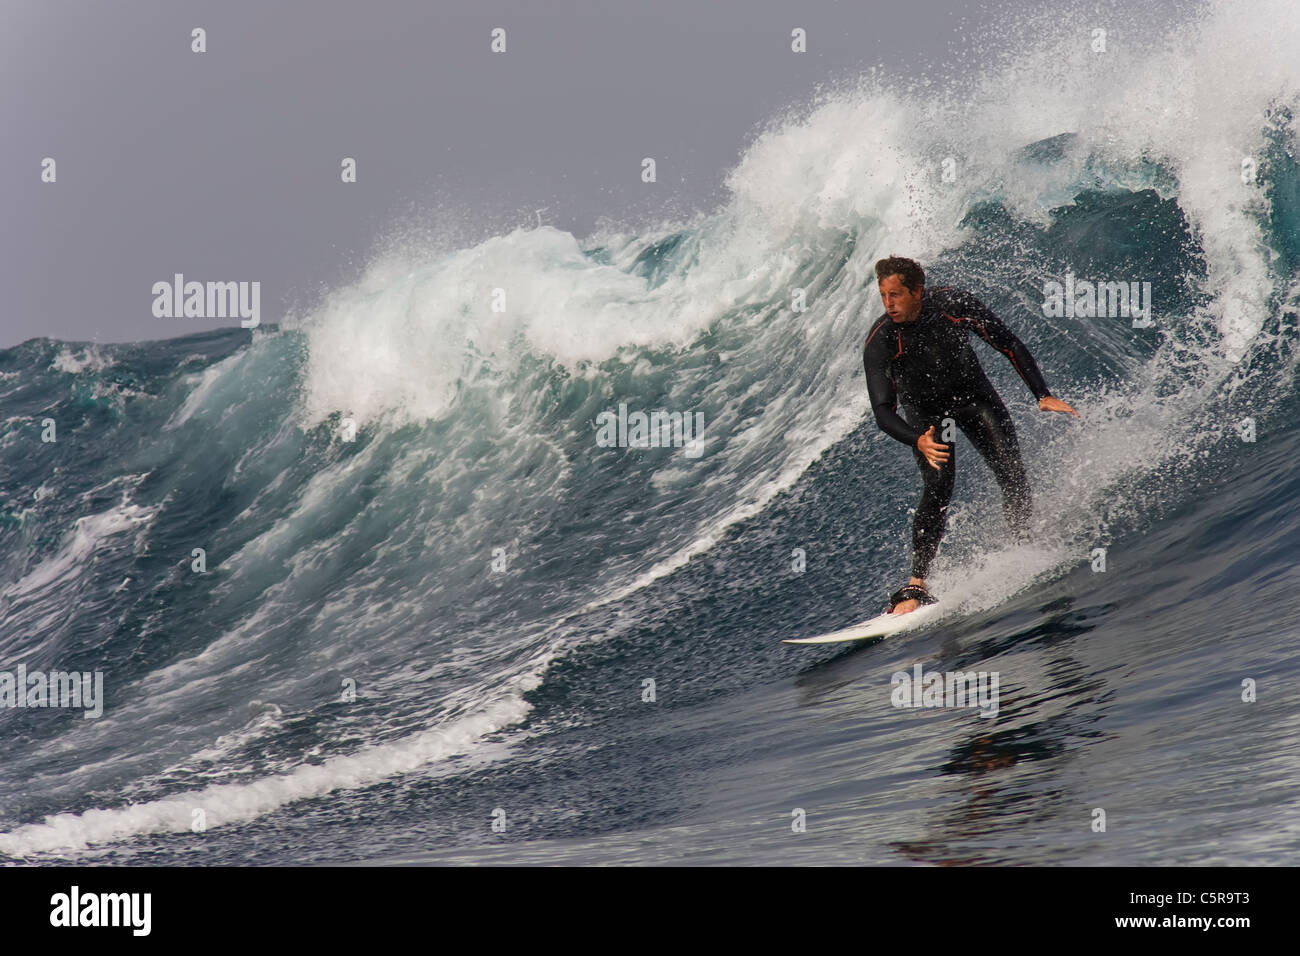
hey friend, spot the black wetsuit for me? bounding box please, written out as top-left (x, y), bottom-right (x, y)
top-left (862, 286), bottom-right (1052, 579)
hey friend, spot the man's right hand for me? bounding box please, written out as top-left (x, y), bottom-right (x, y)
top-left (916, 426), bottom-right (950, 471)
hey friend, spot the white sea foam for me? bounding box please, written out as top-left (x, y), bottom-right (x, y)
top-left (0, 692), bottom-right (530, 857)
top-left (50, 346), bottom-right (113, 375)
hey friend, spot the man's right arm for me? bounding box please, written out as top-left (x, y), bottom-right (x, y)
top-left (863, 328), bottom-right (923, 446)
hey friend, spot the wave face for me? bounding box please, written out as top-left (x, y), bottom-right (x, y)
top-left (2, 0), bottom-right (1298, 863)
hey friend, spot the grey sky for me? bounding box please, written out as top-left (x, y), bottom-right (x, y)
top-left (3, 0), bottom-right (1192, 346)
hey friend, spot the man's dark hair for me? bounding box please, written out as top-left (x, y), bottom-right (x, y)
top-left (874, 256), bottom-right (925, 292)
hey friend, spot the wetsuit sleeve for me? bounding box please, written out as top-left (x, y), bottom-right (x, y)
top-left (863, 327), bottom-right (924, 446)
top-left (940, 289), bottom-right (1053, 401)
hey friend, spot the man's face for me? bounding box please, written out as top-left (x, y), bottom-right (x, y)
top-left (878, 274), bottom-right (923, 322)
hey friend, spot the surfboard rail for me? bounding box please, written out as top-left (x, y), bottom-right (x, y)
top-left (781, 603), bottom-right (943, 644)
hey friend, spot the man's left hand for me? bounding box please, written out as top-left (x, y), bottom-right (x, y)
top-left (1039, 396), bottom-right (1079, 417)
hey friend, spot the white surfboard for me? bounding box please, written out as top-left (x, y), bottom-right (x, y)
top-left (782, 602), bottom-right (943, 644)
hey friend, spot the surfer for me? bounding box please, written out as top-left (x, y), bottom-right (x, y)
top-left (863, 256), bottom-right (1078, 615)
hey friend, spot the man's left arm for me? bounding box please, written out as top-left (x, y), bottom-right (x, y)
top-left (941, 288), bottom-right (1079, 416)
top-left (946, 289), bottom-right (1055, 401)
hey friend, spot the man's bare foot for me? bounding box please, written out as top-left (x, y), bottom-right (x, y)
top-left (890, 577), bottom-right (928, 614)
